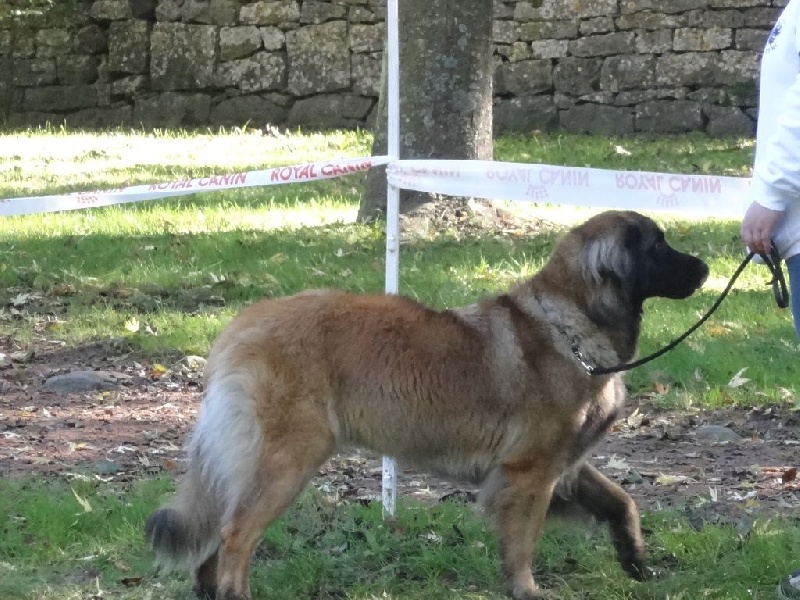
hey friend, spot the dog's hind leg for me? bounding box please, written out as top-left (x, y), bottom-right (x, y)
top-left (193, 549), bottom-right (217, 599)
top-left (482, 460), bottom-right (559, 600)
top-left (214, 423), bottom-right (336, 600)
top-left (570, 463), bottom-right (648, 580)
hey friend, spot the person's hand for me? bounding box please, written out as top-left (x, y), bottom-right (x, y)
top-left (741, 202), bottom-right (784, 255)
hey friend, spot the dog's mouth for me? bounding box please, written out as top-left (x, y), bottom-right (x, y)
top-left (660, 260), bottom-right (709, 299)
top-left (686, 262), bottom-right (710, 295)
top-left (695, 263), bottom-right (710, 289)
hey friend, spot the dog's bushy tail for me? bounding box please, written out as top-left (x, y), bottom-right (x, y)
top-left (145, 372), bottom-right (265, 572)
top-left (145, 463), bottom-right (222, 572)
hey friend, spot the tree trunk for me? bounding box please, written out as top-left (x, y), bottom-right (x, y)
top-left (358, 0), bottom-right (494, 221)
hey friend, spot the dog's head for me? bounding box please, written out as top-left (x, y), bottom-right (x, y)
top-left (563, 211), bottom-right (709, 321)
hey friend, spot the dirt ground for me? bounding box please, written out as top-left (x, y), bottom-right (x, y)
top-left (1, 336), bottom-right (798, 528)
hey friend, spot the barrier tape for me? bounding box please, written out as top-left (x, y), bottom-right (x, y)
top-left (387, 159), bottom-right (750, 218)
top-left (0, 155), bottom-right (390, 217)
top-left (1, 155), bottom-right (751, 219)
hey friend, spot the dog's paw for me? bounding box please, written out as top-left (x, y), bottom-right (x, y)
top-left (508, 580), bottom-right (556, 600)
top-left (640, 565), bottom-right (667, 580)
top-left (192, 583), bottom-right (217, 600)
top-left (624, 562), bottom-right (665, 582)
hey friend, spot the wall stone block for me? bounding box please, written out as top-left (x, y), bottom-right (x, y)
top-left (25, 84), bottom-right (98, 111)
top-left (493, 20), bottom-right (519, 44)
top-left (495, 59), bottom-right (553, 95)
top-left (673, 27), bottom-right (733, 51)
top-left (210, 94), bottom-right (289, 126)
top-left (150, 23), bottom-right (216, 89)
top-left (74, 24), bottom-right (109, 54)
top-left (705, 104), bottom-right (754, 136)
top-left (530, 39), bottom-right (568, 59)
top-left (580, 17), bottom-right (615, 35)
top-left (635, 30), bottom-right (673, 54)
top-left (351, 51), bottom-right (381, 95)
top-left (90, 0), bottom-right (133, 21)
top-left (655, 53), bottom-right (716, 87)
top-left (240, 1), bottom-right (301, 27)
top-left (601, 55), bottom-right (656, 92)
top-left (286, 21), bottom-right (349, 95)
top-left (35, 29), bottom-right (73, 58)
top-left (636, 99), bottom-right (704, 132)
top-left (109, 20), bottom-right (149, 74)
top-left (208, 0), bottom-right (239, 25)
top-left (261, 26), bottom-right (285, 50)
top-left (216, 51), bottom-right (286, 92)
top-left (519, 20), bottom-right (579, 41)
top-left (349, 6), bottom-right (379, 24)
top-left (133, 91), bottom-right (211, 126)
top-left (111, 74), bottom-right (147, 96)
top-left (12, 58), bottom-right (58, 86)
top-left (569, 32), bottom-right (635, 57)
top-left (220, 26), bottom-right (263, 60)
top-left (561, 103), bottom-right (635, 135)
top-left (553, 57), bottom-right (602, 96)
top-left (300, 0), bottom-right (347, 23)
top-left (155, 0), bottom-right (183, 22)
top-left (286, 93), bottom-right (373, 128)
top-left (735, 28), bottom-right (768, 50)
top-left (349, 23), bottom-right (384, 53)
top-left (57, 55), bottom-right (102, 84)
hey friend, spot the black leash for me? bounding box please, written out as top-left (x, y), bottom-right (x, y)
top-left (576, 245), bottom-right (789, 376)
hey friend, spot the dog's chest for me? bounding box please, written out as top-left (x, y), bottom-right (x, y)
top-left (568, 377), bottom-right (624, 466)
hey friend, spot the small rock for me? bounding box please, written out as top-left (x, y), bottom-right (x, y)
top-left (93, 460), bottom-right (120, 475)
top-left (695, 425), bottom-right (742, 443)
top-left (182, 356), bottom-right (207, 370)
top-left (622, 470), bottom-right (645, 484)
top-left (42, 371), bottom-right (131, 394)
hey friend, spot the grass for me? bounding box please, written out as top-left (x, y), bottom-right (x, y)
top-left (0, 477), bottom-right (797, 600)
top-left (0, 127), bottom-right (798, 599)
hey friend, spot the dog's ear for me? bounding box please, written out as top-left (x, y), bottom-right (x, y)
top-left (580, 226), bottom-right (639, 326)
top-left (581, 230), bottom-right (634, 286)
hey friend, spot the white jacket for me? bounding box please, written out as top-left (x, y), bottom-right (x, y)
top-left (750, 0), bottom-right (800, 260)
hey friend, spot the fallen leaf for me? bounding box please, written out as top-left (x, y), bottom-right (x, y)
top-left (9, 349), bottom-right (35, 363)
top-left (782, 467), bottom-right (797, 484)
top-left (11, 293), bottom-right (31, 307)
top-left (727, 368), bottom-right (750, 388)
top-left (655, 474), bottom-right (689, 486)
top-left (150, 364), bottom-right (168, 378)
top-left (607, 455), bottom-right (630, 470)
top-left (124, 317), bottom-right (140, 333)
top-left (654, 381), bottom-right (670, 395)
top-left (71, 487), bottom-right (93, 513)
top-left (705, 323), bottom-right (730, 336)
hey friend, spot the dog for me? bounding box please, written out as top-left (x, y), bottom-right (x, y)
top-left (146, 210), bottom-right (708, 600)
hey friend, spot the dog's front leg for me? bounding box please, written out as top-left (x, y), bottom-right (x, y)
top-left (571, 463), bottom-right (648, 579)
top-left (483, 461), bottom-right (558, 600)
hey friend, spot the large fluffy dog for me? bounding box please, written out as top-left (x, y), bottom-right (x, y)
top-left (146, 210), bottom-right (708, 600)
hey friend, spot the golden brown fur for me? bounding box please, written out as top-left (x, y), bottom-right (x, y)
top-left (146, 210), bottom-right (708, 600)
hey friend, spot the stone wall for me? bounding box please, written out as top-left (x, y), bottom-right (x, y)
top-left (0, 0), bottom-right (785, 135)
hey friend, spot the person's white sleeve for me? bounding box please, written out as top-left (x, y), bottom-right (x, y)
top-left (751, 71), bottom-right (800, 212)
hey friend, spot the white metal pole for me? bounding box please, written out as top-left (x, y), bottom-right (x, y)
top-left (382, 0), bottom-right (400, 519)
